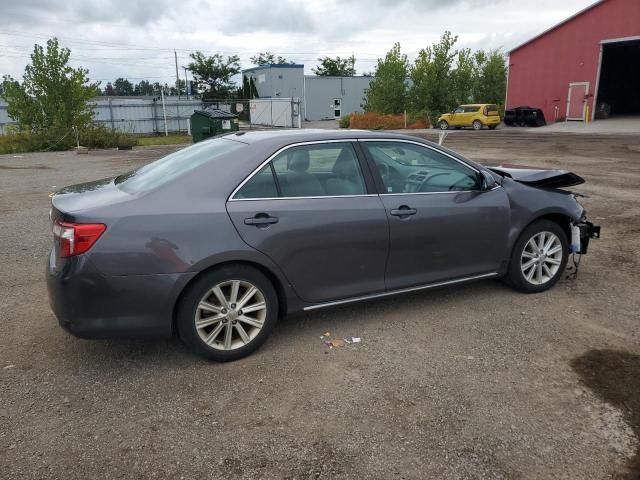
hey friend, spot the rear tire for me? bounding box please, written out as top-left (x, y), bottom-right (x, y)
top-left (506, 220), bottom-right (569, 293)
top-left (439, 120), bottom-right (449, 130)
top-left (472, 120), bottom-right (483, 131)
top-left (176, 265), bottom-right (278, 361)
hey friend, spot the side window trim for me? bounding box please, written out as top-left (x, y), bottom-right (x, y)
top-left (358, 138), bottom-right (483, 196)
top-left (269, 162), bottom-right (282, 197)
top-left (229, 139), bottom-right (375, 201)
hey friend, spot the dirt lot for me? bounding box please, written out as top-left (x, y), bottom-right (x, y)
top-left (1, 132), bottom-right (639, 479)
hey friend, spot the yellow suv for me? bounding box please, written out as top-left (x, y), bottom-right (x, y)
top-left (437, 104), bottom-right (501, 131)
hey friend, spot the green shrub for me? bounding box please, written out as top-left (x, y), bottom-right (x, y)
top-left (78, 125), bottom-right (138, 149)
top-left (338, 116), bottom-right (350, 128)
top-left (0, 127), bottom-right (74, 154)
top-left (0, 124), bottom-right (138, 154)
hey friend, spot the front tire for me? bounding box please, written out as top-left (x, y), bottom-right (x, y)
top-left (472, 120), bottom-right (483, 131)
top-left (176, 265), bottom-right (278, 361)
top-left (439, 120), bottom-right (449, 130)
top-left (506, 220), bottom-right (569, 293)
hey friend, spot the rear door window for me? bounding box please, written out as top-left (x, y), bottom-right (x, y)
top-left (235, 142), bottom-right (367, 199)
top-left (233, 164), bottom-right (279, 199)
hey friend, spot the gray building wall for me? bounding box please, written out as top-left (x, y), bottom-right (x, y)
top-left (242, 65), bottom-right (373, 121)
top-left (303, 76), bottom-right (372, 121)
top-left (243, 65), bottom-right (304, 101)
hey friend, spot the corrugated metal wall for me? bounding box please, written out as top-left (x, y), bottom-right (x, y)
top-left (0, 97), bottom-right (202, 135)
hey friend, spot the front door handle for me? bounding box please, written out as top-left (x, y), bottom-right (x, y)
top-left (390, 206), bottom-right (417, 217)
top-left (244, 214), bottom-right (279, 226)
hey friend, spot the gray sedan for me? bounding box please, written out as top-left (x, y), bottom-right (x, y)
top-left (46, 130), bottom-right (600, 361)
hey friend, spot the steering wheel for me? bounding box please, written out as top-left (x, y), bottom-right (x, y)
top-left (448, 176), bottom-right (474, 191)
top-left (418, 172), bottom-right (450, 192)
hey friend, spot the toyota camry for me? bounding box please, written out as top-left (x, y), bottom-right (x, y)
top-left (47, 130), bottom-right (600, 361)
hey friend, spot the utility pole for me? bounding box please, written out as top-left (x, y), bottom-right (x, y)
top-left (174, 50), bottom-right (181, 99)
top-left (183, 66), bottom-right (191, 136)
top-left (174, 49), bottom-right (181, 133)
top-left (183, 67), bottom-right (189, 100)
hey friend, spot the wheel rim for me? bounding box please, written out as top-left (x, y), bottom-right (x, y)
top-left (194, 280), bottom-right (267, 351)
top-left (440, 121), bottom-right (448, 130)
top-left (520, 231), bottom-right (563, 285)
top-left (473, 121), bottom-right (481, 130)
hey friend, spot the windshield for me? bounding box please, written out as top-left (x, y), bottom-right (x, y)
top-left (115, 137), bottom-right (245, 194)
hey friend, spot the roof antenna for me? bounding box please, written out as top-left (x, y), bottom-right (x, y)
top-left (438, 131), bottom-right (448, 146)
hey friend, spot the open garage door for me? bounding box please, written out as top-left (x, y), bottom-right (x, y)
top-left (595, 37), bottom-right (640, 119)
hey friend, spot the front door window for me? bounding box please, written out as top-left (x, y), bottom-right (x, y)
top-left (364, 141), bottom-right (480, 193)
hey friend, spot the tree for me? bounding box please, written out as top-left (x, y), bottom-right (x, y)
top-left (236, 75), bottom-right (259, 99)
top-left (409, 31), bottom-right (459, 123)
top-left (473, 49), bottom-right (507, 106)
top-left (187, 52), bottom-right (240, 100)
top-left (250, 51), bottom-right (293, 65)
top-left (103, 81), bottom-right (115, 96)
top-left (168, 79), bottom-right (186, 96)
top-left (312, 55), bottom-right (356, 76)
top-left (451, 48), bottom-right (476, 106)
top-left (134, 80), bottom-right (155, 96)
top-left (364, 43), bottom-right (409, 114)
top-left (1, 38), bottom-right (99, 133)
top-left (112, 78), bottom-right (134, 96)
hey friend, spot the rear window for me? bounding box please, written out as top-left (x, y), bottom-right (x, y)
top-left (115, 137), bottom-right (245, 194)
top-left (464, 106), bottom-right (481, 113)
top-left (484, 104), bottom-right (499, 115)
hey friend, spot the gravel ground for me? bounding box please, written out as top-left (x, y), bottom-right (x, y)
top-left (1, 132), bottom-right (639, 479)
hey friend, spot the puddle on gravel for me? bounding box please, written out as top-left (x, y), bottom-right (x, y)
top-left (0, 164), bottom-right (53, 170)
top-left (571, 349), bottom-right (640, 479)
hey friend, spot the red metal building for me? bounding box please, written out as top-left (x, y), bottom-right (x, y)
top-left (506, 0), bottom-right (640, 123)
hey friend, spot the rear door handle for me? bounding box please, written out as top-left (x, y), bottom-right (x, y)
top-left (244, 215), bottom-right (279, 226)
top-left (390, 206), bottom-right (417, 217)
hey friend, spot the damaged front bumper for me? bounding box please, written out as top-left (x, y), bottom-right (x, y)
top-left (574, 221), bottom-right (601, 254)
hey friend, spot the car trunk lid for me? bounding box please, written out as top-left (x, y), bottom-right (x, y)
top-left (50, 177), bottom-right (132, 219)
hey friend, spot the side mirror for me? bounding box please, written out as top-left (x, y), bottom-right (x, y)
top-left (480, 171), bottom-right (497, 191)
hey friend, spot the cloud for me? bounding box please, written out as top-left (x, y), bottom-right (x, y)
top-left (216, 0), bottom-right (316, 34)
top-left (0, 0), bottom-right (598, 83)
top-left (0, 0), bottom-right (173, 27)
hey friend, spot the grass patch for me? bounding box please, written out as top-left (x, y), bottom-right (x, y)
top-left (137, 135), bottom-right (192, 146)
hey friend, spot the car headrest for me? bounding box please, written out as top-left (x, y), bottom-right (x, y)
top-left (332, 148), bottom-right (358, 176)
top-left (289, 150), bottom-right (310, 173)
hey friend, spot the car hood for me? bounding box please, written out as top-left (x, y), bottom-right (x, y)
top-left (489, 164), bottom-right (585, 189)
top-left (51, 177), bottom-right (132, 215)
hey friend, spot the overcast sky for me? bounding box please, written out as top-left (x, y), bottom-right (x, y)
top-left (0, 0), bottom-right (596, 87)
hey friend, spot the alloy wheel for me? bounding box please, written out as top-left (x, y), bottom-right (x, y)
top-left (520, 231), bottom-right (563, 285)
top-left (194, 280), bottom-right (267, 350)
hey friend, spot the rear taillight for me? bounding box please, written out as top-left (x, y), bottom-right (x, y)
top-left (52, 221), bottom-right (106, 257)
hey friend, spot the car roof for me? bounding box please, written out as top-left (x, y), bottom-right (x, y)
top-left (461, 103), bottom-right (495, 107)
top-left (222, 128), bottom-right (429, 146)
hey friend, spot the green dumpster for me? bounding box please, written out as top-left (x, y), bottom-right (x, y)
top-left (190, 109), bottom-right (239, 143)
